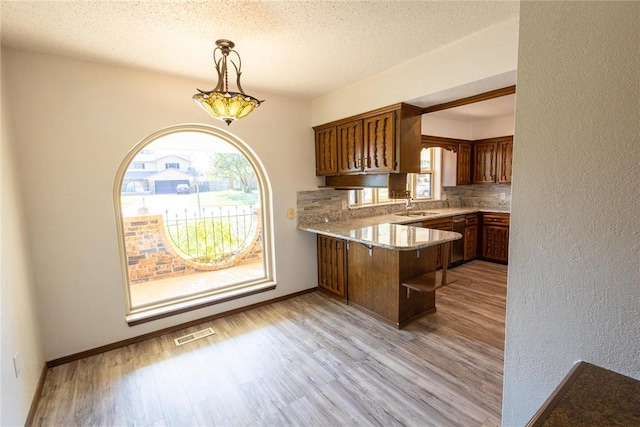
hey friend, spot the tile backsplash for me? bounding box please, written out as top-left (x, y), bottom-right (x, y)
top-left (442, 184), bottom-right (512, 209)
top-left (296, 184), bottom-right (511, 226)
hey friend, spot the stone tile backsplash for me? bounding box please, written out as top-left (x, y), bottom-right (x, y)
top-left (296, 184), bottom-right (511, 226)
top-left (442, 184), bottom-right (512, 209)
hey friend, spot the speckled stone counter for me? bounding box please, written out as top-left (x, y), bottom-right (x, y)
top-left (527, 361), bottom-right (640, 426)
top-left (297, 207), bottom-right (513, 250)
top-left (297, 207), bottom-right (509, 245)
top-left (298, 222), bottom-right (462, 251)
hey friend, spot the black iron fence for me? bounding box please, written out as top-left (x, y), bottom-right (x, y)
top-left (164, 205), bottom-right (257, 265)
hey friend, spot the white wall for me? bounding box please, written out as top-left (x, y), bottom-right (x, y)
top-left (422, 114), bottom-right (515, 141)
top-left (503, 2), bottom-right (640, 425)
top-left (1, 60), bottom-right (46, 425)
top-left (2, 48), bottom-right (318, 361)
top-left (311, 18), bottom-right (520, 125)
top-left (471, 114), bottom-right (514, 140)
top-left (421, 116), bottom-right (473, 139)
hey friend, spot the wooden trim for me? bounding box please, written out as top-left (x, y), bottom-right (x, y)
top-left (421, 135), bottom-right (471, 152)
top-left (25, 363), bottom-right (48, 427)
top-left (46, 288), bottom-right (316, 368)
top-left (526, 361), bottom-right (587, 427)
top-left (473, 135), bottom-right (513, 144)
top-left (313, 103), bottom-right (422, 130)
top-left (422, 85), bottom-right (516, 114)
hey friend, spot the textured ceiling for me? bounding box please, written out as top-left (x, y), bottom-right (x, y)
top-left (1, 1), bottom-right (519, 102)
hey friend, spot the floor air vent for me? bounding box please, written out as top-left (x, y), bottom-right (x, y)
top-left (174, 327), bottom-right (215, 346)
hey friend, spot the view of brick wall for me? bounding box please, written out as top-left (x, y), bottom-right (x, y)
top-left (124, 215), bottom-right (261, 284)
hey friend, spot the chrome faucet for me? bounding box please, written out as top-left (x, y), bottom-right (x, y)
top-left (405, 195), bottom-right (415, 211)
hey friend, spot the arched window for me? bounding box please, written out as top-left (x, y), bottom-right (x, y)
top-left (114, 124), bottom-right (275, 325)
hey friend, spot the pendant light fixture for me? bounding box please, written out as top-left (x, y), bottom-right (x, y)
top-left (192, 39), bottom-right (263, 125)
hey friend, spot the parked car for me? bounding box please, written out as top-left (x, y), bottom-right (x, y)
top-left (416, 184), bottom-right (431, 198)
top-left (176, 184), bottom-right (190, 194)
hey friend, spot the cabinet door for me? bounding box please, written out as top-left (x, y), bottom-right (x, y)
top-left (457, 143), bottom-right (472, 185)
top-left (481, 225), bottom-right (509, 263)
top-left (473, 141), bottom-right (498, 184)
top-left (464, 224), bottom-right (478, 261)
top-left (317, 235), bottom-right (347, 298)
top-left (363, 112), bottom-right (396, 172)
top-left (337, 120), bottom-right (364, 174)
top-left (422, 217), bottom-right (452, 269)
top-left (497, 139), bottom-right (513, 184)
top-left (347, 242), bottom-right (398, 321)
top-left (315, 127), bottom-right (337, 176)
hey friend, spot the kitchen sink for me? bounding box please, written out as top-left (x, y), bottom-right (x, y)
top-left (394, 211), bottom-right (439, 217)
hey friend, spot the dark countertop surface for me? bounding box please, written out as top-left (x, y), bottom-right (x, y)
top-left (527, 361), bottom-right (640, 426)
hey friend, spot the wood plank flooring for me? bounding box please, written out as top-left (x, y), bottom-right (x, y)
top-left (32, 260), bottom-right (507, 427)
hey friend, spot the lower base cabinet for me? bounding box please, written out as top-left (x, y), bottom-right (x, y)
top-left (347, 242), bottom-right (437, 327)
top-left (480, 213), bottom-right (510, 263)
top-left (317, 235), bottom-right (347, 298)
top-left (464, 214), bottom-right (479, 261)
top-left (421, 217), bottom-right (453, 269)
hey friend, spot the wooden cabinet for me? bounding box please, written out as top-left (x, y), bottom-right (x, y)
top-left (336, 120), bottom-right (363, 174)
top-left (314, 103), bottom-right (422, 182)
top-left (457, 143), bottom-right (472, 185)
top-left (422, 217), bottom-right (453, 269)
top-left (335, 113), bottom-right (396, 174)
top-left (362, 112), bottom-right (396, 173)
top-left (421, 136), bottom-right (472, 186)
top-left (464, 214), bottom-right (478, 261)
top-left (315, 127), bottom-right (337, 176)
top-left (480, 213), bottom-right (510, 263)
top-left (497, 138), bottom-right (513, 184)
top-left (347, 241), bottom-right (436, 327)
top-left (317, 235), bottom-right (347, 298)
top-left (473, 140), bottom-right (498, 184)
top-left (472, 136), bottom-right (513, 184)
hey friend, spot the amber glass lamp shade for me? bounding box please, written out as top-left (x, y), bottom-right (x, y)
top-left (193, 39), bottom-right (263, 125)
top-left (193, 90), bottom-right (261, 126)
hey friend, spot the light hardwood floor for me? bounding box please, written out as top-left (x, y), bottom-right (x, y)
top-left (33, 260), bottom-right (507, 426)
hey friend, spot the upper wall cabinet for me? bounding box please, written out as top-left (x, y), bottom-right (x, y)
top-left (315, 127), bottom-right (337, 175)
top-left (314, 103), bottom-right (422, 178)
top-left (421, 135), bottom-right (472, 186)
top-left (473, 136), bottom-right (513, 184)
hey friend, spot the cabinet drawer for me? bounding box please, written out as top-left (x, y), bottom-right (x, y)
top-left (422, 217), bottom-right (452, 230)
top-left (465, 214), bottom-right (478, 226)
top-left (482, 213), bottom-right (510, 227)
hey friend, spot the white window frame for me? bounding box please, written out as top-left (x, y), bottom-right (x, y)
top-left (113, 124), bottom-right (276, 325)
top-left (349, 147), bottom-right (442, 207)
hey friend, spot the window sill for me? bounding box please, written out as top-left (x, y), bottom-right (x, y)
top-left (126, 281), bottom-right (276, 326)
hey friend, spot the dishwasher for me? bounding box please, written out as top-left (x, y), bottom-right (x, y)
top-left (450, 215), bottom-right (466, 267)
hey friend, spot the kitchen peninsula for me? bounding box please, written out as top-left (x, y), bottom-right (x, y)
top-left (300, 220), bottom-right (462, 328)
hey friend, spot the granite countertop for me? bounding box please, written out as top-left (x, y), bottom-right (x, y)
top-left (298, 207), bottom-right (510, 250)
top-left (300, 222), bottom-right (462, 251)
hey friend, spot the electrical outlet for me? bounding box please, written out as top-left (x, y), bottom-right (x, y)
top-left (286, 208), bottom-right (294, 220)
top-left (500, 192), bottom-right (506, 200)
top-left (13, 353), bottom-right (20, 378)
top-left (342, 200), bottom-right (347, 210)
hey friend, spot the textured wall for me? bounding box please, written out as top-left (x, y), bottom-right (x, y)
top-left (2, 49), bottom-right (317, 360)
top-left (1, 68), bottom-right (45, 425)
top-left (503, 2), bottom-right (640, 425)
top-left (311, 18), bottom-right (519, 125)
